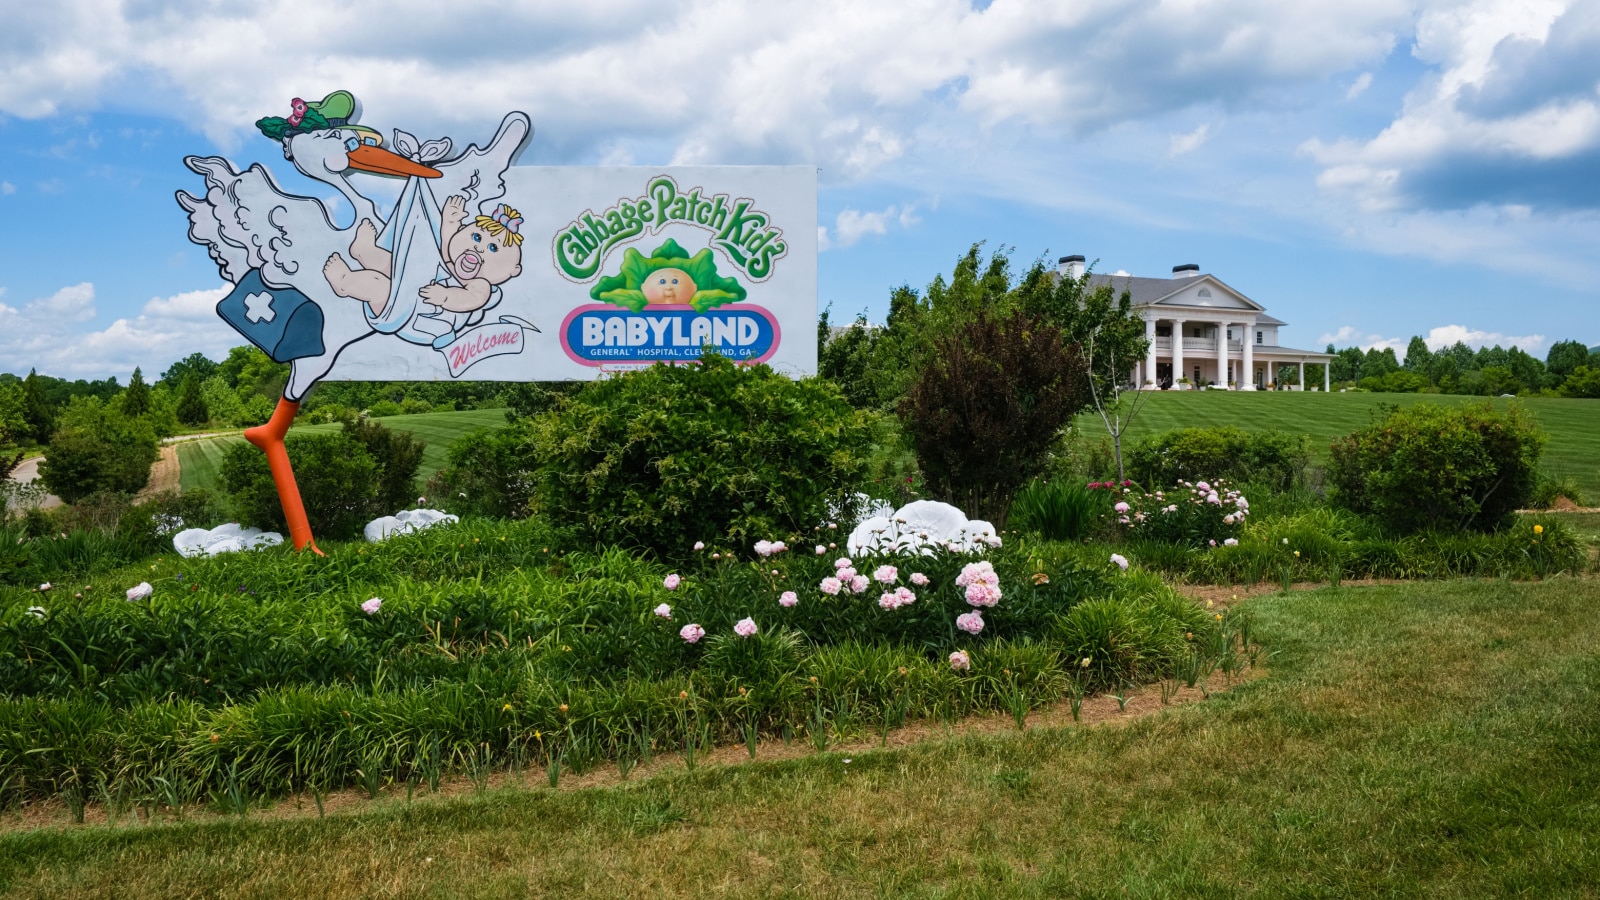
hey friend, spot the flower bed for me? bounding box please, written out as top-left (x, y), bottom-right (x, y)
top-left (0, 518), bottom-right (1241, 808)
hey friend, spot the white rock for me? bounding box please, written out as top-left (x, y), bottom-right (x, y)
top-left (364, 508), bottom-right (460, 542)
top-left (173, 524), bottom-right (285, 558)
top-left (845, 501), bottom-right (1001, 557)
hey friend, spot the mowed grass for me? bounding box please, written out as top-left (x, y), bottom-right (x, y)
top-left (1076, 391), bottom-right (1600, 499)
top-left (5, 577), bottom-right (1599, 898)
top-left (176, 408), bottom-right (509, 493)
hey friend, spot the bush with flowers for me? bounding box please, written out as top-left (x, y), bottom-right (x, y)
top-left (1096, 478), bottom-right (1249, 548)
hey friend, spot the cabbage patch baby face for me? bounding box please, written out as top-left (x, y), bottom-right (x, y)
top-left (641, 268), bottom-right (697, 305)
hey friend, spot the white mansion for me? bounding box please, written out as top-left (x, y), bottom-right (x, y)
top-left (1061, 256), bottom-right (1334, 391)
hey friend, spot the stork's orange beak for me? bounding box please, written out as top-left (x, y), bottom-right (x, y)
top-left (347, 144), bottom-right (441, 178)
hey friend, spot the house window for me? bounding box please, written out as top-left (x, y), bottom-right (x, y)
top-left (1226, 328), bottom-right (1232, 340)
top-left (1256, 331), bottom-right (1263, 344)
top-left (1197, 288), bottom-right (1212, 298)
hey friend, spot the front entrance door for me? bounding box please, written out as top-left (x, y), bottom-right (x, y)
top-left (1156, 363), bottom-right (1172, 389)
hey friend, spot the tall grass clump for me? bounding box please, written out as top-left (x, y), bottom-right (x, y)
top-left (1009, 479), bottom-right (1101, 541)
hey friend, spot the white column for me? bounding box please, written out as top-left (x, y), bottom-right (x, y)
top-left (1172, 318), bottom-right (1186, 388)
top-left (1144, 317), bottom-right (1158, 390)
top-left (1216, 321), bottom-right (1228, 389)
top-left (1324, 361), bottom-right (1330, 393)
top-left (1241, 322), bottom-right (1255, 390)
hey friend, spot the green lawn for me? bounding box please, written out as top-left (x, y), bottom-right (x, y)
top-left (1076, 390), bottom-right (1600, 499)
top-left (5, 577), bottom-right (1599, 897)
top-left (176, 408), bottom-right (509, 494)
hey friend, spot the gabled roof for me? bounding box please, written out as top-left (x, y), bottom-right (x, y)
top-left (1086, 273), bottom-right (1266, 314)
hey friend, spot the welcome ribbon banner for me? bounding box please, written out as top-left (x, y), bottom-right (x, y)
top-left (441, 316), bottom-right (540, 377)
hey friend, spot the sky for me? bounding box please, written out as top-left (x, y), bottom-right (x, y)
top-left (1, 0), bottom-right (1598, 380)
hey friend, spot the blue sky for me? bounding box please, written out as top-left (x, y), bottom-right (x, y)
top-left (1, 0), bottom-right (1597, 379)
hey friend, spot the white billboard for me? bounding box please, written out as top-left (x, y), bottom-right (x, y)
top-left (180, 99), bottom-right (817, 401)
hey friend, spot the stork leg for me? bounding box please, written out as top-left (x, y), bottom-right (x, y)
top-left (243, 397), bottom-right (322, 555)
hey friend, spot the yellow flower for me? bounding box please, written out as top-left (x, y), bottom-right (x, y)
top-left (1534, 524), bottom-right (1544, 535)
top-left (1215, 613), bottom-right (1223, 620)
top-left (558, 703), bottom-right (569, 713)
top-left (1206, 599), bottom-right (1214, 609)
top-left (1293, 550), bottom-right (1300, 558)
top-left (503, 703), bottom-right (512, 711)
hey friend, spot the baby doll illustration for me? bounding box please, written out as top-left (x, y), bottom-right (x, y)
top-left (324, 196), bottom-right (525, 348)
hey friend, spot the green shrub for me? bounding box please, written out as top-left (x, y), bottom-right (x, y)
top-left (339, 416), bottom-right (425, 514)
top-left (221, 432), bottom-right (379, 539)
top-left (1327, 402), bottom-right (1544, 533)
top-left (1009, 478), bottom-right (1102, 541)
top-left (1128, 426), bottom-right (1312, 491)
top-left (1529, 471), bottom-right (1585, 508)
top-left (1107, 478), bottom-right (1249, 548)
top-left (900, 310), bottom-right (1090, 525)
top-left (525, 352), bottom-right (872, 558)
top-left (367, 400), bottom-right (403, 418)
top-left (425, 426), bottom-right (536, 519)
top-left (38, 398), bottom-right (159, 503)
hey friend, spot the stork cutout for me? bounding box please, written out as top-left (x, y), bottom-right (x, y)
top-left (177, 91), bottom-right (536, 552)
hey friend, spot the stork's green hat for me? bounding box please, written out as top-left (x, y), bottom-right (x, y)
top-left (256, 90), bottom-right (362, 141)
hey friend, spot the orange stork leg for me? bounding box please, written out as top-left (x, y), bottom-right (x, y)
top-left (243, 397), bottom-right (322, 555)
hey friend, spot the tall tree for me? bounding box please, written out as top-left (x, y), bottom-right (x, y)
top-left (120, 367), bottom-right (151, 418)
top-left (1403, 336), bottom-right (1433, 374)
top-left (161, 351), bottom-right (220, 387)
top-left (1545, 340), bottom-right (1591, 384)
top-left (175, 374), bottom-right (209, 426)
top-left (20, 370), bottom-right (54, 444)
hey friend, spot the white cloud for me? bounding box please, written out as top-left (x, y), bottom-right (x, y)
top-left (1168, 124), bottom-right (1211, 157)
top-left (0, 0), bottom-right (1414, 179)
top-left (1304, 0), bottom-right (1588, 211)
top-left (1345, 72), bottom-right (1374, 100)
top-left (1319, 323), bottom-right (1547, 360)
top-left (0, 181), bottom-right (14, 195)
top-left (0, 283), bottom-right (237, 379)
top-left (1319, 326), bottom-right (1408, 355)
top-left (821, 203), bottom-right (922, 250)
top-left (1422, 324), bottom-right (1546, 352)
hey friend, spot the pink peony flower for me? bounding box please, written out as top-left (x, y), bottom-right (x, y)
top-left (819, 577), bottom-right (842, 595)
top-left (1110, 553), bottom-right (1129, 571)
top-left (693, 541), bottom-right (705, 551)
top-left (949, 650), bottom-right (971, 671)
top-left (654, 603), bottom-right (673, 618)
top-left (895, 586), bottom-right (916, 606)
top-left (849, 575), bottom-right (870, 594)
top-left (754, 540), bottom-right (776, 557)
top-left (873, 564), bottom-right (898, 584)
top-left (837, 566), bottom-right (857, 581)
top-left (815, 545), bottom-right (827, 555)
top-left (126, 582), bottom-right (153, 602)
top-left (1223, 514), bottom-right (1236, 525)
top-left (664, 574), bottom-right (681, 591)
top-left (779, 591), bottom-right (798, 608)
top-left (956, 611), bottom-right (985, 635)
top-left (1206, 492), bottom-right (1221, 505)
top-left (1196, 481), bottom-right (1211, 492)
top-left (1224, 538), bottom-right (1239, 546)
top-left (360, 597), bottom-right (382, 615)
top-left (680, 623), bottom-right (705, 643)
top-left (834, 557), bottom-right (853, 569)
top-left (878, 591), bottom-right (899, 610)
top-left (964, 582), bottom-right (1000, 607)
top-left (910, 572), bottom-right (929, 586)
top-left (734, 617), bottom-right (758, 638)
top-left (1114, 501), bottom-right (1130, 513)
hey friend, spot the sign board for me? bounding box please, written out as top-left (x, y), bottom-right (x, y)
top-left (178, 93), bottom-right (817, 401)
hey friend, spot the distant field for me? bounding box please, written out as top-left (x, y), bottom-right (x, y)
top-left (176, 408), bottom-right (509, 494)
top-left (1073, 390), bottom-right (1600, 499)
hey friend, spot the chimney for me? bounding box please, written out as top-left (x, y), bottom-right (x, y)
top-left (1058, 254), bottom-right (1086, 279)
top-left (1172, 263), bottom-right (1200, 278)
